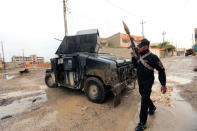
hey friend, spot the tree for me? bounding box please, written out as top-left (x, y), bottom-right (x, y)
top-left (156, 41), bottom-right (176, 50)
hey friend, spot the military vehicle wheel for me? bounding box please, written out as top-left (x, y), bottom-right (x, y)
top-left (45, 73), bottom-right (57, 88)
top-left (84, 77), bottom-right (106, 103)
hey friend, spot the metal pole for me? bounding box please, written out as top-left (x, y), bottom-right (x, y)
top-left (22, 49), bottom-right (24, 67)
top-left (162, 31), bottom-right (166, 47)
top-left (140, 19), bottom-right (146, 38)
top-left (192, 34), bottom-right (194, 47)
top-left (63, 0), bottom-right (68, 36)
top-left (1, 41), bottom-right (5, 72)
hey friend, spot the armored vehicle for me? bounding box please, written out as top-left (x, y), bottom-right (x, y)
top-left (45, 29), bottom-right (136, 106)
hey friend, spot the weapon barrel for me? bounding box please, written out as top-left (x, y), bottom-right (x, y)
top-left (122, 21), bottom-right (139, 57)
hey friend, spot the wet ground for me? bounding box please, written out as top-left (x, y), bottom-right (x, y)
top-left (0, 56), bottom-right (197, 131)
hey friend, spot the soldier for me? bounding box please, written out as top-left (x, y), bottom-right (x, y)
top-left (131, 39), bottom-right (167, 131)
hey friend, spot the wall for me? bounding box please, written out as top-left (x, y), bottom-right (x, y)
top-left (120, 33), bottom-right (130, 47)
top-left (176, 48), bottom-right (186, 56)
top-left (5, 62), bottom-right (22, 70)
top-left (150, 48), bottom-right (176, 58)
top-left (166, 49), bottom-right (174, 56)
top-left (150, 48), bottom-right (161, 57)
top-left (99, 47), bottom-right (131, 59)
top-left (102, 33), bottom-right (143, 48)
top-left (107, 33), bottom-right (121, 48)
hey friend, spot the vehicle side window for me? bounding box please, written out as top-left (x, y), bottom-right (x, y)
top-left (63, 58), bottom-right (73, 70)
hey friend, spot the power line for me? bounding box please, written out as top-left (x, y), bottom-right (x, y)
top-left (54, 38), bottom-right (63, 42)
top-left (104, 0), bottom-right (141, 18)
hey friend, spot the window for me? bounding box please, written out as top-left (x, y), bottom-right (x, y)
top-left (122, 38), bottom-right (129, 45)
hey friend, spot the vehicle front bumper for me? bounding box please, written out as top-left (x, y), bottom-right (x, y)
top-left (111, 81), bottom-right (130, 107)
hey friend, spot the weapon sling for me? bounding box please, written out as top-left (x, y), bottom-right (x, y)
top-left (139, 52), bottom-right (154, 71)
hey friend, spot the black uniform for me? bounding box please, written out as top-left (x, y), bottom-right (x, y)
top-left (132, 49), bottom-right (166, 125)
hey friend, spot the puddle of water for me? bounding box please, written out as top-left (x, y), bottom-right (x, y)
top-left (126, 66), bottom-right (197, 131)
top-left (167, 75), bottom-right (192, 85)
top-left (126, 88), bottom-right (197, 131)
top-left (0, 93), bottom-right (47, 119)
top-left (0, 87), bottom-right (48, 119)
top-left (150, 88), bottom-right (197, 131)
top-left (0, 90), bottom-right (45, 99)
top-left (40, 85), bottom-right (48, 90)
top-left (0, 74), bottom-right (18, 82)
top-left (171, 90), bottom-right (197, 131)
top-left (1, 115), bottom-right (12, 120)
top-left (154, 74), bottom-right (192, 85)
top-left (0, 73), bottom-right (3, 79)
top-left (6, 75), bottom-right (16, 80)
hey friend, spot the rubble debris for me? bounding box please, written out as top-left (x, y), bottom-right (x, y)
top-left (0, 98), bottom-right (13, 106)
top-left (81, 106), bottom-right (88, 111)
top-left (151, 87), bottom-right (173, 107)
top-left (32, 98), bottom-right (37, 103)
top-left (19, 68), bottom-right (30, 74)
top-left (31, 106), bottom-right (41, 111)
top-left (0, 98), bottom-right (3, 103)
top-left (92, 111), bottom-right (98, 117)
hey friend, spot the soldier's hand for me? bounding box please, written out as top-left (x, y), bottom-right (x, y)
top-left (161, 86), bottom-right (167, 94)
top-left (131, 51), bottom-right (135, 57)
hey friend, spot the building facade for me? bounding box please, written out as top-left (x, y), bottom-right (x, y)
top-left (12, 55), bottom-right (44, 64)
top-left (150, 43), bottom-right (177, 58)
top-left (176, 48), bottom-right (186, 56)
top-left (195, 29), bottom-right (197, 52)
top-left (100, 33), bottom-right (144, 48)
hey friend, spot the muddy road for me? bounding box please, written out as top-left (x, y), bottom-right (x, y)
top-left (0, 56), bottom-right (197, 131)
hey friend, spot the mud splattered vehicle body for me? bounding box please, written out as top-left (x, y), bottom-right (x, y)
top-left (45, 29), bottom-right (136, 106)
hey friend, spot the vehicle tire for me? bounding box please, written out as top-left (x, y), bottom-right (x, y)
top-left (45, 73), bottom-right (57, 88)
top-left (84, 77), bottom-right (106, 103)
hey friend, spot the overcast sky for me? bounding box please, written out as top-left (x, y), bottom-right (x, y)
top-left (0, 0), bottom-right (197, 62)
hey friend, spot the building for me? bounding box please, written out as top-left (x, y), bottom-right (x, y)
top-left (100, 33), bottom-right (144, 48)
top-left (195, 28), bottom-right (197, 44)
top-left (176, 48), bottom-right (186, 56)
top-left (0, 53), bottom-right (2, 69)
top-left (194, 29), bottom-right (197, 52)
top-left (150, 43), bottom-right (176, 58)
top-left (12, 55), bottom-right (44, 64)
top-left (37, 57), bottom-right (45, 63)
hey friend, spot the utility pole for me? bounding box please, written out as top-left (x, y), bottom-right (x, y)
top-left (192, 34), bottom-right (194, 47)
top-left (176, 41), bottom-right (178, 49)
top-left (162, 31), bottom-right (166, 47)
top-left (63, 0), bottom-right (68, 36)
top-left (1, 41), bottom-right (5, 71)
top-left (140, 19), bottom-right (146, 38)
top-left (22, 49), bottom-right (24, 66)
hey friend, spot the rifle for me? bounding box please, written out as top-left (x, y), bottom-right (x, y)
top-left (122, 21), bottom-right (139, 58)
